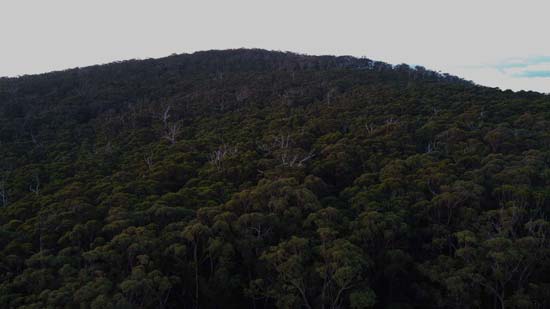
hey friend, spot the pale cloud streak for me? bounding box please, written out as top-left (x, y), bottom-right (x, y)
top-left (452, 56), bottom-right (550, 93)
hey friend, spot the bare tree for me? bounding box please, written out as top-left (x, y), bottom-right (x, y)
top-left (162, 105), bottom-right (171, 128)
top-left (326, 88), bottom-right (337, 105)
top-left (272, 134), bottom-right (315, 168)
top-left (29, 174), bottom-right (40, 195)
top-left (382, 117), bottom-right (400, 134)
top-left (30, 130), bottom-right (39, 146)
top-left (0, 169), bottom-right (10, 207)
top-left (425, 140), bottom-right (439, 153)
top-left (274, 133), bottom-right (292, 150)
top-left (164, 121), bottom-right (182, 145)
top-left (365, 123), bottom-right (376, 136)
top-left (157, 103), bottom-right (184, 145)
top-left (209, 144), bottom-right (238, 171)
top-left (144, 151), bottom-right (155, 170)
top-left (286, 149), bottom-right (315, 168)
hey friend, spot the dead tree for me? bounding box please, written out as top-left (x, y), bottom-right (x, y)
top-left (144, 151), bottom-right (154, 170)
top-left (0, 170), bottom-right (10, 207)
top-left (284, 149), bottom-right (315, 168)
top-left (365, 123), bottom-right (376, 136)
top-left (326, 88), bottom-right (337, 105)
top-left (209, 144), bottom-right (238, 171)
top-left (383, 117), bottom-right (400, 134)
top-left (162, 105), bottom-right (171, 128)
top-left (164, 122), bottom-right (182, 145)
top-left (425, 140), bottom-right (439, 153)
top-left (272, 134), bottom-right (315, 168)
top-left (158, 103), bottom-right (183, 145)
top-left (29, 174), bottom-right (40, 195)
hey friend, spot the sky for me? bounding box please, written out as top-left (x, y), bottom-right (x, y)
top-left (1, 0), bottom-right (550, 93)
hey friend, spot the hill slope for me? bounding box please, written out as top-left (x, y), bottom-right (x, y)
top-left (1, 49), bottom-right (549, 308)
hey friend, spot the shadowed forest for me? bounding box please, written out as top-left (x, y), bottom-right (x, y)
top-left (0, 49), bottom-right (549, 308)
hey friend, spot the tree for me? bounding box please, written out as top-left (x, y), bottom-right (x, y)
top-left (260, 236), bottom-right (313, 309)
top-left (183, 221), bottom-right (211, 308)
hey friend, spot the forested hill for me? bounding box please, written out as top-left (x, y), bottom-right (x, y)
top-left (1, 49), bottom-right (549, 308)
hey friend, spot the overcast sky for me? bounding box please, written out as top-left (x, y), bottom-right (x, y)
top-left (1, 0), bottom-right (550, 93)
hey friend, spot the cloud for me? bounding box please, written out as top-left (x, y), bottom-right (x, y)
top-left (454, 56), bottom-right (550, 92)
top-left (494, 56), bottom-right (550, 70)
top-left (490, 56), bottom-right (550, 79)
top-left (450, 58), bottom-right (550, 93)
top-left (499, 62), bottom-right (550, 79)
top-left (513, 70), bottom-right (550, 78)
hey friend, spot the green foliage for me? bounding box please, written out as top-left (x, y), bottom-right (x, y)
top-left (1, 49), bottom-right (550, 308)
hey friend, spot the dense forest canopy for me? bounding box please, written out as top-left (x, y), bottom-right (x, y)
top-left (0, 49), bottom-right (549, 308)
